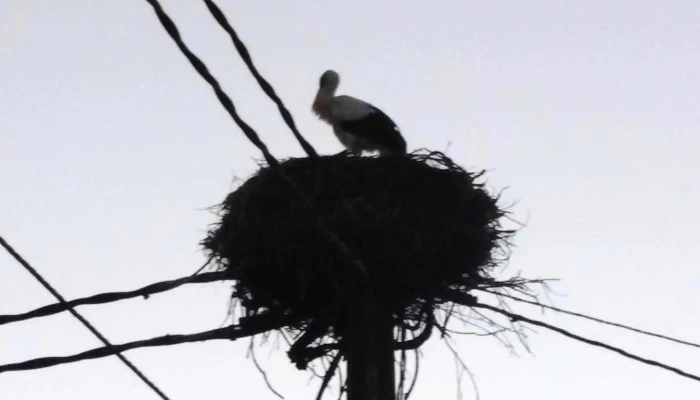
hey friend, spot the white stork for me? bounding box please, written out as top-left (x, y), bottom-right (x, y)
top-left (312, 70), bottom-right (407, 156)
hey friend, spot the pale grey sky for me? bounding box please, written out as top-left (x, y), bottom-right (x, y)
top-left (1, 1), bottom-right (699, 399)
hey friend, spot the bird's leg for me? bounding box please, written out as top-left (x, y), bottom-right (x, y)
top-left (348, 143), bottom-right (365, 156)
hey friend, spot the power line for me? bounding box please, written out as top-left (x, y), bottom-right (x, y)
top-left (0, 312), bottom-right (286, 374)
top-left (1, 271), bottom-right (233, 327)
top-left (482, 289), bottom-right (700, 350)
top-left (0, 235), bottom-right (171, 399)
top-left (469, 300), bottom-right (700, 384)
top-left (142, 0), bottom-right (369, 282)
top-left (201, 0), bottom-right (318, 159)
top-left (142, 0), bottom-right (278, 167)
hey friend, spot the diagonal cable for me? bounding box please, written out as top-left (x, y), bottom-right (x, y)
top-left (0, 312), bottom-right (287, 374)
top-left (0, 271), bottom-right (233, 326)
top-left (0, 235), bottom-right (171, 400)
top-left (482, 289), bottom-right (700, 350)
top-left (438, 286), bottom-right (700, 384)
top-left (143, 0), bottom-right (278, 167)
top-left (202, 0), bottom-right (318, 158)
top-left (141, 0), bottom-right (369, 281)
top-left (472, 301), bottom-right (700, 383)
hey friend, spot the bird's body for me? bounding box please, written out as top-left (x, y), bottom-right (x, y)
top-left (313, 70), bottom-right (407, 156)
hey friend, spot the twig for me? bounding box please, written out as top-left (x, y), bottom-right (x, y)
top-left (404, 348), bottom-right (420, 400)
top-left (190, 255), bottom-right (215, 275)
top-left (444, 337), bottom-right (480, 400)
top-left (397, 329), bottom-right (407, 399)
top-left (315, 351), bottom-right (342, 400)
top-left (440, 303), bottom-right (456, 338)
top-left (248, 337), bottom-right (285, 399)
top-left (289, 342), bottom-right (340, 371)
top-left (336, 355), bottom-right (345, 400)
top-left (495, 295), bottom-right (533, 354)
top-left (395, 315), bottom-right (434, 350)
top-left (287, 319), bottom-right (329, 369)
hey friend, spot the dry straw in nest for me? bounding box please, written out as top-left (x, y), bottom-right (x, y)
top-left (202, 150), bottom-right (513, 336)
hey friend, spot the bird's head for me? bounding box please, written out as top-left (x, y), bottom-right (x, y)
top-left (313, 70), bottom-right (340, 117)
top-left (319, 70), bottom-right (340, 90)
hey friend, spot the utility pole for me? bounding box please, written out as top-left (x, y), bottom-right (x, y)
top-left (345, 283), bottom-right (395, 400)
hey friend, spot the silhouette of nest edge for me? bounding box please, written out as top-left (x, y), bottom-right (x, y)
top-left (202, 150), bottom-right (515, 331)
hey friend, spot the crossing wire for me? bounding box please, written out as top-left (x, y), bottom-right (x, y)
top-left (0, 235), bottom-right (171, 400)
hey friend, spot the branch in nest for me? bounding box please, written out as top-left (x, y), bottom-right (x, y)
top-left (0, 314), bottom-right (283, 374)
top-left (315, 350), bottom-right (343, 400)
top-left (478, 273), bottom-right (554, 286)
top-left (287, 319), bottom-right (332, 369)
top-left (289, 342), bottom-right (340, 370)
top-left (0, 271), bottom-right (235, 327)
top-left (395, 303), bottom-right (434, 351)
top-left (443, 292), bottom-right (477, 306)
top-left (444, 337), bottom-right (480, 400)
top-left (397, 318), bottom-right (423, 332)
top-left (401, 346), bottom-right (420, 400)
top-left (248, 336), bottom-right (285, 399)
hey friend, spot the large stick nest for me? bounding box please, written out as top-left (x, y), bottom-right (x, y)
top-left (202, 150), bottom-right (513, 337)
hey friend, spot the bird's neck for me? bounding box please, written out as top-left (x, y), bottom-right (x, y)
top-left (312, 87), bottom-right (336, 121)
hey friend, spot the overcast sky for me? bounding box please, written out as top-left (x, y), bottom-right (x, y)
top-left (2, 1), bottom-right (699, 399)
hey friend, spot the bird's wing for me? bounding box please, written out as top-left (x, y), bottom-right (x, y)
top-left (330, 96), bottom-right (382, 121)
top-left (331, 96), bottom-right (406, 153)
